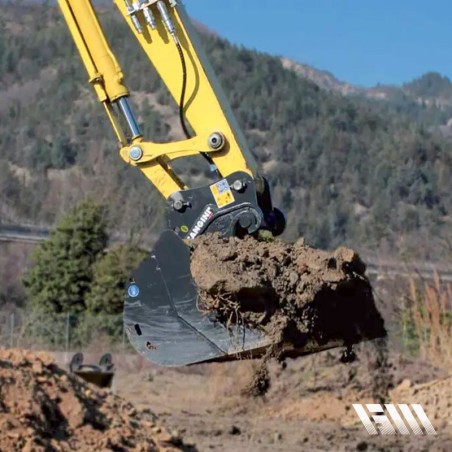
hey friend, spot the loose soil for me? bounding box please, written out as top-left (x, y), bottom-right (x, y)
top-left (0, 349), bottom-right (194, 452)
top-left (191, 234), bottom-right (386, 355)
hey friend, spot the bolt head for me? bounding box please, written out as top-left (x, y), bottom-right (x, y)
top-left (129, 146), bottom-right (143, 161)
top-left (233, 180), bottom-right (244, 191)
top-left (208, 132), bottom-right (225, 150)
top-left (173, 200), bottom-right (184, 211)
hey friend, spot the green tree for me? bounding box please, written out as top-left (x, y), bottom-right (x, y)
top-left (23, 200), bottom-right (108, 313)
top-left (86, 244), bottom-right (147, 315)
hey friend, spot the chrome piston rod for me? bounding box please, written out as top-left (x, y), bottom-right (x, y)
top-left (117, 97), bottom-right (142, 140)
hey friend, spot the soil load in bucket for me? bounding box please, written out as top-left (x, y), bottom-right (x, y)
top-left (190, 234), bottom-right (386, 357)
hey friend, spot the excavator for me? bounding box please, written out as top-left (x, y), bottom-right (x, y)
top-left (57, 0), bottom-right (384, 366)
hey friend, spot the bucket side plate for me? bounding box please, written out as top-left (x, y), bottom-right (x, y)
top-left (124, 230), bottom-right (266, 366)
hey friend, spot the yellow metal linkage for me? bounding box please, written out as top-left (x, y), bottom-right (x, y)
top-left (58, 0), bottom-right (259, 199)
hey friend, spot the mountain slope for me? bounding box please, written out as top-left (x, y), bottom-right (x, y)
top-left (1, 3), bottom-right (452, 258)
top-left (283, 58), bottom-right (452, 130)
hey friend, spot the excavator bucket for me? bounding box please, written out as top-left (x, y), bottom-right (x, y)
top-left (124, 231), bottom-right (386, 366)
top-left (124, 231), bottom-right (271, 366)
top-left (69, 353), bottom-right (115, 388)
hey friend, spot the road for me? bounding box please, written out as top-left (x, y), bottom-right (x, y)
top-left (2, 223), bottom-right (452, 281)
top-left (0, 224), bottom-right (49, 244)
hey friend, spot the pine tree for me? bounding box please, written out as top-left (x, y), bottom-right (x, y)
top-left (23, 200), bottom-right (108, 313)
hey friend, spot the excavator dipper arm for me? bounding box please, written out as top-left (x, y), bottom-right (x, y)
top-left (58, 0), bottom-right (285, 365)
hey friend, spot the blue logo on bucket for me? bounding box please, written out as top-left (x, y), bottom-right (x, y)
top-left (128, 284), bottom-right (140, 298)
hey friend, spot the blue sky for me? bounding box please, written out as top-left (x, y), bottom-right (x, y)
top-left (183, 0), bottom-right (452, 87)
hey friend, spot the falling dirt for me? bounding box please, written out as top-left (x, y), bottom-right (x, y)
top-left (0, 349), bottom-right (194, 452)
top-left (242, 359), bottom-right (271, 398)
top-left (190, 234), bottom-right (386, 357)
top-left (367, 338), bottom-right (393, 403)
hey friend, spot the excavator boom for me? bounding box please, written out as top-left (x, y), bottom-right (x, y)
top-left (58, 0), bottom-right (286, 365)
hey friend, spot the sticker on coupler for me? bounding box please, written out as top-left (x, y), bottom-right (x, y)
top-left (210, 179), bottom-right (235, 208)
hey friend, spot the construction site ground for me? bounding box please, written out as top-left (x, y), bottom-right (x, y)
top-left (114, 347), bottom-right (452, 451)
top-left (1, 339), bottom-right (452, 451)
top-left (1, 275), bottom-right (451, 450)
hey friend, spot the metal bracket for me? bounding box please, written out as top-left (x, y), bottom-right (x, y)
top-left (125, 0), bottom-right (178, 34)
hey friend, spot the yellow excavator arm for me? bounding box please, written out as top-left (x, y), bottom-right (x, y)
top-left (58, 0), bottom-right (286, 366)
top-left (58, 0), bottom-right (260, 198)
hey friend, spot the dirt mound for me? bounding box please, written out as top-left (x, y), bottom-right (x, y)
top-left (0, 349), bottom-right (193, 451)
top-left (391, 376), bottom-right (452, 428)
top-left (191, 235), bottom-right (386, 354)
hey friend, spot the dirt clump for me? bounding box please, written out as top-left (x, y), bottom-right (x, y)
top-left (391, 375), bottom-right (452, 429)
top-left (0, 348), bottom-right (194, 452)
top-left (191, 234), bottom-right (386, 354)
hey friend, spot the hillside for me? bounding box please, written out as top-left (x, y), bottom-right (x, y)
top-left (284, 59), bottom-right (452, 130)
top-left (283, 60), bottom-right (452, 110)
top-left (1, 3), bottom-right (452, 258)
